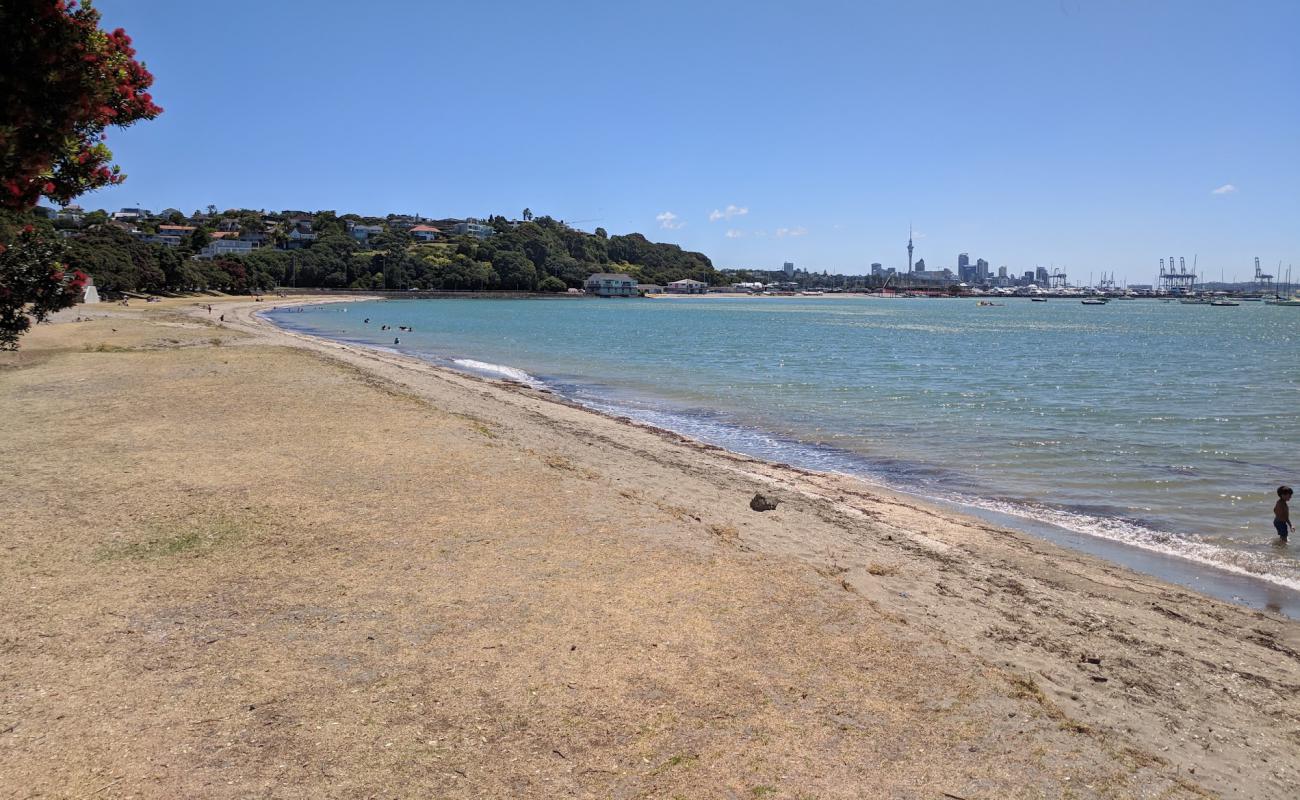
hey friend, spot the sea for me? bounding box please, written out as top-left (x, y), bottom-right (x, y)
top-left (266, 296), bottom-right (1300, 616)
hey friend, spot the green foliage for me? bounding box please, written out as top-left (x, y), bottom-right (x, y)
top-left (0, 211), bottom-right (87, 349)
top-left (48, 209), bottom-right (720, 298)
top-left (64, 225), bottom-right (164, 292)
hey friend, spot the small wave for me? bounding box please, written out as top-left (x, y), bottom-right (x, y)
top-left (941, 493), bottom-right (1300, 593)
top-left (452, 358), bottom-right (543, 387)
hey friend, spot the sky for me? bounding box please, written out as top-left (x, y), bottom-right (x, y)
top-left (86, 0), bottom-right (1298, 284)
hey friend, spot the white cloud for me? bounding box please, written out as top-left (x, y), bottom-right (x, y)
top-left (1211, 183), bottom-right (1237, 195)
top-left (725, 229), bottom-right (743, 239)
top-left (708, 204), bottom-right (749, 222)
top-left (775, 226), bottom-right (807, 238)
top-left (656, 211), bottom-right (684, 229)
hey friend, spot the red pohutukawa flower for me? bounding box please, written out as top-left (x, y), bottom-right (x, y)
top-left (0, 0), bottom-right (163, 211)
top-left (1, 0), bottom-right (162, 349)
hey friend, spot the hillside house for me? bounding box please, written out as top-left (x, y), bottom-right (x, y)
top-left (197, 239), bottom-right (256, 259)
top-left (451, 220), bottom-right (494, 239)
top-left (410, 225), bottom-right (441, 242)
top-left (348, 222), bottom-right (384, 242)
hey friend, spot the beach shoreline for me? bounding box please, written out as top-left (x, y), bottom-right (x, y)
top-left (2, 295), bottom-right (1297, 798)
top-left (263, 296), bottom-right (1300, 616)
top-left (238, 297), bottom-right (1300, 792)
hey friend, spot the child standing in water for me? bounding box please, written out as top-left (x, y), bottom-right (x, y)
top-left (1275, 486), bottom-right (1293, 541)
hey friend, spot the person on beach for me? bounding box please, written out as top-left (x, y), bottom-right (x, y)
top-left (393, 337), bottom-right (400, 345)
top-left (1275, 486), bottom-right (1293, 541)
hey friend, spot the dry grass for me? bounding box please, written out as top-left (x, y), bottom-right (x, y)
top-left (0, 306), bottom-right (1217, 799)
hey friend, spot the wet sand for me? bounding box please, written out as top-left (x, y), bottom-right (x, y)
top-left (1, 296), bottom-right (1296, 798)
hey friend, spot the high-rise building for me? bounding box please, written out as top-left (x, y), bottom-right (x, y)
top-left (976, 258), bottom-right (989, 283)
top-left (870, 262), bottom-right (883, 275)
top-left (998, 265), bottom-right (1008, 278)
top-left (1035, 266), bottom-right (1049, 285)
top-left (957, 253), bottom-right (974, 283)
top-left (914, 258), bottom-right (926, 271)
top-left (907, 226), bottom-right (914, 273)
top-left (1024, 270), bottom-right (1036, 283)
top-left (783, 261), bottom-right (794, 279)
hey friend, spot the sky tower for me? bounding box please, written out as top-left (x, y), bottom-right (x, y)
top-left (907, 224), bottom-right (914, 273)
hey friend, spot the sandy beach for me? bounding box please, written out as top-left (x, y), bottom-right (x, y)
top-left (1, 295), bottom-right (1297, 799)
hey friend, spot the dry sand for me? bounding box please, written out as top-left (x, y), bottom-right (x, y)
top-left (1, 295), bottom-right (1296, 799)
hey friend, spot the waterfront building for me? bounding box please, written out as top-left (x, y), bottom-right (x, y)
top-left (667, 279), bottom-right (708, 294)
top-left (584, 273), bottom-right (638, 297)
top-left (636, 284), bottom-right (663, 294)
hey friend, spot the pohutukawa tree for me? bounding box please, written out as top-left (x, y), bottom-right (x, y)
top-left (0, 0), bottom-right (162, 349)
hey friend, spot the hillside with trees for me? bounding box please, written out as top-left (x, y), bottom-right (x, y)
top-left (52, 211), bottom-right (719, 295)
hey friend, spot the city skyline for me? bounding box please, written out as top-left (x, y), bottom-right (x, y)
top-left (82, 0), bottom-right (1299, 284)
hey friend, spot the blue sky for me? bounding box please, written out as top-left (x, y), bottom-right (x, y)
top-left (88, 0), bottom-right (1298, 283)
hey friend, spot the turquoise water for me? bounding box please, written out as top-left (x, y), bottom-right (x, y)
top-left (267, 296), bottom-right (1300, 607)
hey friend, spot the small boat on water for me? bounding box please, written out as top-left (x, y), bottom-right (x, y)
top-left (1265, 298), bottom-right (1300, 306)
top-left (977, 300), bottom-right (1004, 307)
top-left (1030, 297), bottom-right (1048, 302)
top-left (1179, 298), bottom-right (1210, 305)
top-left (1209, 299), bottom-right (1240, 307)
top-left (1080, 298), bottom-right (1108, 305)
